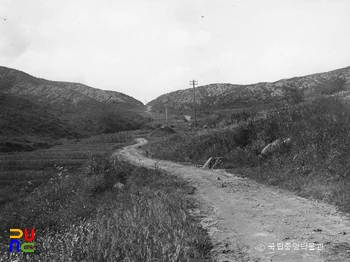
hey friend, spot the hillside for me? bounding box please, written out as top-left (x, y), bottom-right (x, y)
top-left (0, 66), bottom-right (147, 151)
top-left (0, 66), bottom-right (143, 109)
top-left (148, 66), bottom-right (350, 112)
top-left (0, 92), bottom-right (80, 152)
top-left (0, 92), bottom-right (77, 137)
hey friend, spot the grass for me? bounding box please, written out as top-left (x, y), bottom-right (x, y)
top-left (0, 130), bottom-right (213, 261)
top-left (0, 158), bottom-right (212, 261)
top-left (145, 96), bottom-right (350, 213)
top-left (0, 131), bottom-right (143, 208)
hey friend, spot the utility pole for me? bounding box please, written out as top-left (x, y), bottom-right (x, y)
top-left (189, 79), bottom-right (198, 131)
top-left (165, 104), bottom-right (168, 124)
top-left (164, 98), bottom-right (170, 125)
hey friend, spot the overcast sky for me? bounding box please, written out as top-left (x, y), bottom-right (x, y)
top-left (1, 0), bottom-right (349, 103)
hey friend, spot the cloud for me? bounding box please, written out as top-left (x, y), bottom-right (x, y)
top-left (0, 20), bottom-right (31, 60)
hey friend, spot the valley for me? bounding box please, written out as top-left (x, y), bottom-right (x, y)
top-left (2, 0), bottom-right (349, 260)
top-left (2, 65), bottom-right (350, 261)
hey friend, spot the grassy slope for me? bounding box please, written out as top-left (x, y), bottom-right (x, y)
top-left (48, 96), bottom-right (146, 136)
top-left (0, 131), bottom-right (212, 261)
top-left (0, 90), bottom-right (146, 140)
top-left (146, 96), bottom-right (350, 213)
top-left (0, 67), bottom-right (148, 151)
top-left (0, 92), bottom-right (80, 152)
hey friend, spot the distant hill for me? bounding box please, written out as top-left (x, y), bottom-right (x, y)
top-left (148, 66), bottom-right (350, 112)
top-left (0, 66), bottom-right (143, 108)
top-left (0, 66), bottom-right (146, 151)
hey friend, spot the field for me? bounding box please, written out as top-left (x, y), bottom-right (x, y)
top-left (0, 129), bottom-right (213, 261)
top-left (0, 131), bottom-right (139, 208)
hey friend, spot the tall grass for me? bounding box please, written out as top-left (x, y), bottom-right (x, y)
top-left (0, 157), bottom-right (212, 261)
top-left (146, 96), bottom-right (350, 212)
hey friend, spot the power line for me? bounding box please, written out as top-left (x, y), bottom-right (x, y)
top-left (189, 80), bottom-right (198, 131)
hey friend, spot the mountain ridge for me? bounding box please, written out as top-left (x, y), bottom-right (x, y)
top-left (0, 66), bottom-right (144, 108)
top-left (148, 66), bottom-right (350, 111)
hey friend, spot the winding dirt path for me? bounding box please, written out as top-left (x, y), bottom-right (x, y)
top-left (116, 138), bottom-right (350, 262)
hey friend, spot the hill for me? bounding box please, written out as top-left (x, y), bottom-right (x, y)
top-left (148, 66), bottom-right (350, 112)
top-left (0, 66), bottom-right (143, 108)
top-left (0, 66), bottom-right (147, 151)
top-left (0, 92), bottom-right (80, 151)
top-left (0, 92), bottom-right (77, 137)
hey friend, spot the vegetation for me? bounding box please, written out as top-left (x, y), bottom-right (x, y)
top-left (0, 90), bottom-right (146, 153)
top-left (313, 77), bottom-right (347, 95)
top-left (0, 130), bottom-right (212, 261)
top-left (0, 67), bottom-right (149, 153)
top-left (0, 131), bottom-right (136, 208)
top-left (146, 96), bottom-right (350, 212)
top-left (3, 65), bottom-right (349, 260)
top-left (0, 92), bottom-right (79, 147)
top-left (0, 158), bottom-right (212, 261)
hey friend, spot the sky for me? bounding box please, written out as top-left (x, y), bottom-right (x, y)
top-left (1, 0), bottom-right (350, 103)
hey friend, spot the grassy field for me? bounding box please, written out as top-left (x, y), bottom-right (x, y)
top-left (145, 96), bottom-right (350, 213)
top-left (0, 129), bottom-right (213, 261)
top-left (0, 131), bottom-right (138, 208)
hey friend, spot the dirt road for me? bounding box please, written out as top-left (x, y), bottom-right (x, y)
top-left (116, 138), bottom-right (350, 262)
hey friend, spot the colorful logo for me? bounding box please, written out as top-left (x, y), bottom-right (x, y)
top-left (9, 228), bottom-right (35, 253)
